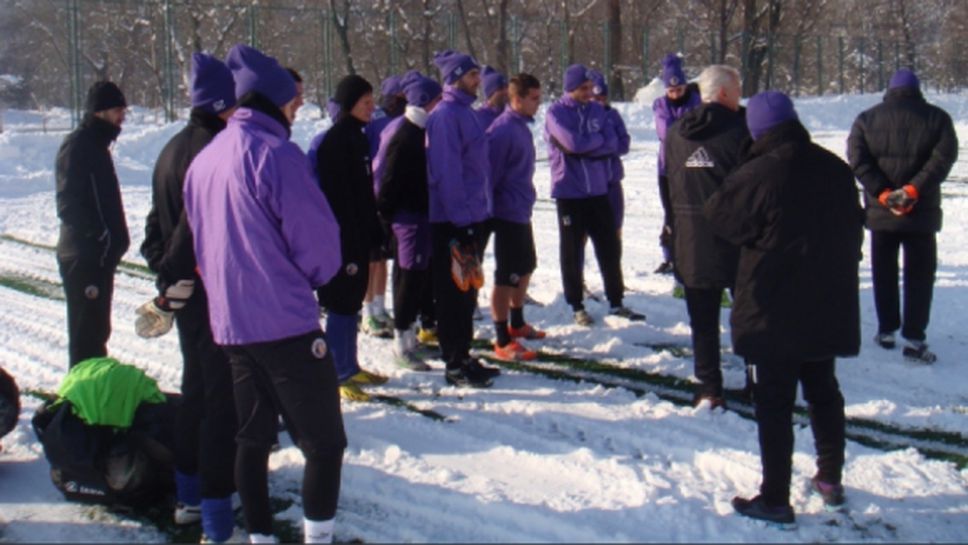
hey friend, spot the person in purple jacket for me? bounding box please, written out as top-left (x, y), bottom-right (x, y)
top-left (653, 53), bottom-right (701, 274)
top-left (376, 74), bottom-right (444, 370)
top-left (476, 66), bottom-right (507, 130)
top-left (545, 64), bottom-right (645, 326)
top-left (589, 70), bottom-right (631, 233)
top-left (183, 44), bottom-right (345, 544)
top-left (486, 73), bottom-right (546, 362)
top-left (426, 49), bottom-right (501, 388)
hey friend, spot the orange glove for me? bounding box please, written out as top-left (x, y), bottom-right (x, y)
top-left (449, 240), bottom-right (484, 292)
top-left (888, 185), bottom-right (918, 216)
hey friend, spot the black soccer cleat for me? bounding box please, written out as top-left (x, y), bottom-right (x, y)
top-left (732, 495), bottom-right (796, 530)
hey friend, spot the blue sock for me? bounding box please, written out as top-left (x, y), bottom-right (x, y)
top-left (175, 471), bottom-right (200, 506)
top-left (201, 496), bottom-right (234, 542)
top-left (326, 312), bottom-right (361, 382)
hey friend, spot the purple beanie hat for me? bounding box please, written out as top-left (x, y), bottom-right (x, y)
top-left (404, 76), bottom-right (443, 108)
top-left (661, 53), bottom-right (687, 88)
top-left (225, 43), bottom-right (296, 107)
top-left (433, 50), bottom-right (480, 85)
top-left (564, 64), bottom-right (592, 92)
top-left (589, 69), bottom-right (608, 97)
top-left (482, 66), bottom-right (507, 99)
top-left (889, 68), bottom-right (920, 90)
top-left (191, 52), bottom-right (236, 114)
top-left (381, 75), bottom-right (404, 98)
top-left (746, 91), bottom-right (799, 141)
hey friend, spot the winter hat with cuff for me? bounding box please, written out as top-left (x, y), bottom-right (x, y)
top-left (405, 76), bottom-right (443, 108)
top-left (661, 53), bottom-right (687, 88)
top-left (563, 64), bottom-right (592, 92)
top-left (191, 52), bottom-right (236, 114)
top-left (85, 81), bottom-right (126, 114)
top-left (381, 75), bottom-right (404, 98)
top-left (589, 69), bottom-right (608, 97)
top-left (433, 50), bottom-right (480, 85)
top-left (889, 68), bottom-right (920, 90)
top-left (334, 74), bottom-right (373, 113)
top-left (226, 43), bottom-right (296, 107)
top-left (746, 90), bottom-right (799, 141)
top-left (482, 66), bottom-right (507, 99)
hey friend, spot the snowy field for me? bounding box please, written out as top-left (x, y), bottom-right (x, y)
top-left (0, 91), bottom-right (967, 542)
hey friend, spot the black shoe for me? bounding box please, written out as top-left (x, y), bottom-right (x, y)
top-left (466, 357), bottom-right (501, 379)
top-left (608, 306), bottom-right (646, 321)
top-left (445, 364), bottom-right (493, 388)
top-left (873, 332), bottom-right (896, 349)
top-left (731, 495), bottom-right (796, 529)
top-left (693, 393), bottom-right (726, 410)
top-left (902, 340), bottom-right (937, 364)
top-left (811, 477), bottom-right (846, 511)
top-left (654, 261), bottom-right (675, 275)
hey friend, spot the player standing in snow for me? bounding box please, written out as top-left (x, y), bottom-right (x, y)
top-left (705, 91), bottom-right (863, 526)
top-left (54, 80), bottom-right (130, 368)
top-left (545, 64), bottom-right (645, 327)
top-left (662, 65), bottom-right (746, 409)
top-left (588, 70), bottom-right (630, 238)
top-left (361, 75), bottom-right (407, 339)
top-left (183, 44), bottom-right (345, 544)
top-left (652, 53), bottom-right (701, 275)
top-left (426, 49), bottom-right (501, 387)
top-left (476, 66), bottom-right (508, 130)
top-left (485, 73), bottom-right (546, 362)
top-left (376, 74), bottom-right (443, 371)
top-left (315, 74), bottom-right (390, 402)
top-left (137, 52), bottom-right (239, 542)
top-left (847, 68), bottom-right (958, 364)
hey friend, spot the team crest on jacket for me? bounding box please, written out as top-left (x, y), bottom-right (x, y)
top-left (588, 119), bottom-right (601, 132)
top-left (685, 146), bottom-right (715, 168)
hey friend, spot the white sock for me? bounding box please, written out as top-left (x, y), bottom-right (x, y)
top-left (362, 300), bottom-right (375, 318)
top-left (304, 518), bottom-right (334, 544)
top-left (249, 533), bottom-right (278, 544)
top-left (373, 295), bottom-right (386, 315)
top-left (406, 327), bottom-right (418, 352)
top-left (394, 330), bottom-right (408, 355)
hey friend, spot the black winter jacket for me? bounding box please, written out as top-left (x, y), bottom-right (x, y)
top-left (663, 103), bottom-right (747, 289)
top-left (377, 118), bottom-right (429, 221)
top-left (847, 86), bottom-right (958, 233)
top-left (141, 109), bottom-right (226, 288)
top-left (55, 115), bottom-right (130, 266)
top-left (705, 121), bottom-right (864, 365)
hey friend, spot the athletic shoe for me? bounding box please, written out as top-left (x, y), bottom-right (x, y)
top-left (174, 502), bottom-right (201, 525)
top-left (609, 306), bottom-right (646, 321)
top-left (508, 323), bottom-right (546, 340)
top-left (394, 350), bottom-right (431, 371)
top-left (200, 527), bottom-right (248, 543)
top-left (339, 382), bottom-right (371, 402)
top-left (417, 327), bottom-right (439, 345)
top-left (902, 340), bottom-right (937, 364)
top-left (574, 309), bottom-right (594, 326)
top-left (731, 496), bottom-right (796, 529)
top-left (348, 369), bottom-right (389, 385)
top-left (811, 477), bottom-right (846, 511)
top-left (654, 261), bottom-right (675, 275)
top-left (361, 315), bottom-right (392, 338)
top-left (692, 394), bottom-right (726, 410)
top-left (493, 340), bottom-right (537, 361)
top-left (874, 332), bottom-right (896, 349)
top-left (466, 357), bottom-right (501, 378)
top-left (445, 364), bottom-right (493, 388)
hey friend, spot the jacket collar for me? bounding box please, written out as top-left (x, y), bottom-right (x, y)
top-left (189, 108), bottom-right (228, 135)
top-left (559, 95), bottom-right (590, 109)
top-left (883, 85), bottom-right (924, 103)
top-left (747, 119), bottom-right (811, 158)
top-left (81, 114), bottom-right (122, 146)
top-left (504, 106), bottom-right (534, 124)
top-left (405, 105), bottom-right (429, 128)
top-left (230, 107), bottom-right (290, 140)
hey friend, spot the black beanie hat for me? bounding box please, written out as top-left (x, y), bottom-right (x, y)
top-left (85, 81), bottom-right (127, 114)
top-left (334, 75), bottom-right (373, 114)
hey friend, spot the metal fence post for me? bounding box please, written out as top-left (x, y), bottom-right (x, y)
top-left (877, 39), bottom-right (884, 90)
top-left (793, 34), bottom-right (801, 97)
top-left (163, 0), bottom-right (176, 122)
top-left (603, 20), bottom-right (611, 75)
top-left (894, 40), bottom-right (900, 71)
top-left (448, 13), bottom-right (456, 50)
top-left (838, 36), bottom-right (845, 94)
top-left (512, 15), bottom-right (521, 74)
top-left (323, 10), bottom-right (333, 98)
top-left (248, 6), bottom-right (258, 49)
top-left (858, 37), bottom-right (866, 93)
top-left (388, 10), bottom-right (397, 75)
top-left (816, 35), bottom-right (823, 96)
top-left (68, 0), bottom-right (82, 128)
top-left (709, 29), bottom-right (717, 64)
top-left (642, 28), bottom-right (650, 85)
top-left (766, 32), bottom-right (775, 90)
top-left (559, 18), bottom-right (569, 82)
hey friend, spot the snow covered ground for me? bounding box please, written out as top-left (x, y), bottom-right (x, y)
top-left (0, 92), bottom-right (966, 542)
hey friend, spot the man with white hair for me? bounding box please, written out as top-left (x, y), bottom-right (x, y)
top-left (662, 65), bottom-right (748, 409)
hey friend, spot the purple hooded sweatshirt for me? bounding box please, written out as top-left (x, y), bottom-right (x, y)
top-left (425, 86), bottom-right (491, 226)
top-left (184, 107), bottom-right (342, 345)
top-left (371, 115), bottom-right (407, 196)
top-left (653, 88), bottom-right (701, 175)
top-left (475, 103), bottom-right (502, 132)
top-left (487, 107), bottom-right (537, 224)
top-left (366, 107), bottom-right (399, 161)
top-left (544, 96), bottom-right (618, 199)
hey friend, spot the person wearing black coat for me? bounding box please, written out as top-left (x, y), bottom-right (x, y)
top-left (663, 65), bottom-right (746, 407)
top-left (54, 81), bottom-right (130, 368)
top-left (315, 75), bottom-right (388, 400)
top-left (847, 68), bottom-right (958, 363)
top-left (705, 92), bottom-right (864, 526)
top-left (137, 53), bottom-right (240, 541)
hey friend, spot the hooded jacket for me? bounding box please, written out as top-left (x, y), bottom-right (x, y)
top-left (847, 86), bottom-right (958, 233)
top-left (425, 86), bottom-right (491, 227)
top-left (487, 107), bottom-right (537, 224)
top-left (604, 105), bottom-right (631, 186)
top-left (55, 115), bottom-right (130, 266)
top-left (653, 83), bottom-right (701, 175)
top-left (544, 96), bottom-right (618, 199)
top-left (663, 102), bottom-right (747, 288)
top-left (183, 106), bottom-right (341, 345)
top-left (705, 121), bottom-right (864, 364)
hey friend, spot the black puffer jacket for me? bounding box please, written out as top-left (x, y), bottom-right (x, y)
top-left (377, 118), bottom-right (429, 221)
top-left (705, 121), bottom-right (864, 365)
top-left (55, 115), bottom-right (130, 266)
top-left (141, 109), bottom-right (226, 287)
top-left (663, 103), bottom-right (747, 289)
top-left (847, 86), bottom-right (958, 233)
